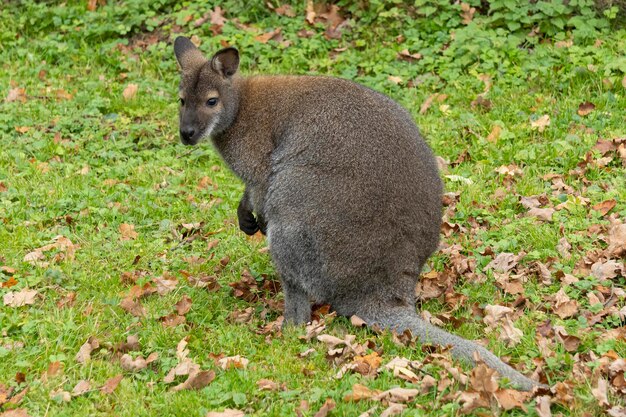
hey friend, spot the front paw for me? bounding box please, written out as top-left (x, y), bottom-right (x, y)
top-left (238, 211), bottom-right (259, 235)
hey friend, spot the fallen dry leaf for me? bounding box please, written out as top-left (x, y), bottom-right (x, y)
top-left (119, 297), bottom-right (146, 317)
top-left (553, 288), bottom-right (578, 319)
top-left (471, 363), bottom-right (499, 393)
top-left (119, 223), bottom-right (138, 240)
top-left (487, 125), bottom-right (502, 142)
top-left (607, 221), bottom-right (626, 257)
top-left (460, 2), bottom-right (476, 24)
top-left (75, 337), bottom-right (99, 364)
top-left (591, 378), bottom-right (609, 407)
top-left (0, 410), bottom-right (31, 417)
top-left (275, 4), bottom-right (296, 17)
top-left (172, 370), bottom-right (215, 392)
top-left (344, 383), bottom-right (381, 402)
top-left (175, 295), bottom-right (193, 315)
top-left (592, 199), bottom-right (617, 215)
top-left (387, 75), bottom-right (403, 85)
top-left (3, 289), bottom-right (38, 307)
top-left (49, 389), bottom-right (71, 403)
top-left (256, 378), bottom-right (282, 391)
top-left (5, 87), bottom-right (27, 103)
top-left (313, 398), bottom-right (335, 417)
top-left (218, 355), bottom-right (249, 370)
top-left (72, 380), bottom-right (91, 397)
top-left (531, 115), bottom-right (551, 132)
top-left (485, 252), bottom-right (521, 274)
top-left (122, 83), bottom-right (138, 100)
top-left (494, 388), bottom-right (530, 411)
top-left (153, 274), bottom-right (178, 295)
top-left (380, 404), bottom-right (406, 417)
top-left (500, 317), bottom-right (524, 347)
top-left (120, 353), bottom-right (157, 372)
top-left (206, 409), bottom-right (244, 417)
top-left (374, 387), bottom-right (419, 403)
top-left (577, 101), bottom-right (595, 116)
top-left (100, 375), bottom-right (123, 395)
top-left (397, 49), bottom-right (422, 62)
top-left (255, 27), bottom-right (282, 44)
top-left (591, 259), bottom-right (624, 281)
top-left (528, 207), bottom-right (555, 222)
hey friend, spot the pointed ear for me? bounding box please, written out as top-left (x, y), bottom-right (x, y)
top-left (174, 36), bottom-right (206, 72)
top-left (210, 47), bottom-right (239, 78)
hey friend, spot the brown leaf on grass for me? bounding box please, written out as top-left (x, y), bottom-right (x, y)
top-left (206, 410), bottom-right (244, 417)
top-left (553, 288), bottom-right (578, 319)
top-left (305, 0), bottom-right (316, 24)
top-left (255, 27), bottom-right (282, 43)
top-left (175, 295), bottom-right (193, 315)
top-left (577, 101), bottom-right (596, 116)
top-left (380, 404), bottom-right (406, 417)
top-left (471, 363), bottom-right (499, 393)
top-left (153, 274), bottom-right (178, 295)
top-left (460, 2), bottom-right (476, 24)
top-left (122, 84), bottom-right (138, 100)
top-left (24, 235), bottom-right (78, 266)
top-left (419, 93), bottom-right (446, 115)
top-left (160, 313), bottom-right (186, 327)
top-left (300, 320), bottom-right (327, 341)
top-left (494, 389), bottom-right (530, 411)
top-left (350, 315), bottom-right (366, 327)
top-left (457, 391), bottom-right (490, 414)
top-left (500, 317), bottom-right (523, 347)
top-left (49, 389), bottom-right (71, 403)
top-left (384, 357), bottom-right (420, 383)
top-left (72, 380), bottom-right (91, 396)
top-left (486, 125), bottom-right (501, 142)
top-left (351, 352), bottom-right (383, 376)
top-left (556, 237), bottom-right (572, 259)
top-left (528, 207), bottom-right (555, 222)
top-left (115, 335), bottom-right (140, 353)
top-left (387, 75), bottom-right (403, 85)
top-left (119, 223), bottom-right (138, 240)
top-left (0, 409), bottom-right (32, 417)
top-left (607, 221), bottom-right (626, 257)
top-left (275, 4), bottom-right (296, 17)
top-left (591, 378), bottom-right (609, 407)
top-left (397, 49), bottom-right (422, 62)
top-left (373, 387), bottom-right (419, 403)
top-left (256, 378), bottom-right (284, 391)
top-left (218, 355), bottom-right (249, 370)
top-left (592, 199), bottom-right (617, 215)
top-left (6, 87), bottom-right (27, 103)
top-left (343, 383), bottom-right (381, 402)
top-left (120, 353), bottom-right (157, 372)
top-left (471, 95), bottom-right (493, 111)
top-left (75, 337), bottom-right (99, 364)
top-left (119, 297), bottom-right (146, 317)
top-left (100, 375), bottom-right (123, 395)
top-left (608, 407), bottom-right (626, 417)
top-left (495, 164), bottom-right (523, 177)
top-left (485, 253), bottom-right (521, 274)
top-left (531, 115), bottom-right (551, 132)
top-left (313, 398), bottom-right (335, 417)
top-left (3, 289), bottom-right (38, 307)
top-left (591, 259), bottom-right (624, 281)
top-left (172, 370), bottom-right (215, 392)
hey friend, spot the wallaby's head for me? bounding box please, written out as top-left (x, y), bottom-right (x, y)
top-left (174, 37), bottom-right (240, 145)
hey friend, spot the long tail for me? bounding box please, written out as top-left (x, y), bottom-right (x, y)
top-left (358, 307), bottom-right (541, 391)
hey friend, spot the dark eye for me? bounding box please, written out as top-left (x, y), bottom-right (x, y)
top-left (179, 98), bottom-right (185, 106)
top-left (206, 97), bottom-right (218, 106)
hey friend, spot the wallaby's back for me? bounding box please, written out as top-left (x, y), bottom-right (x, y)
top-left (241, 76), bottom-right (442, 314)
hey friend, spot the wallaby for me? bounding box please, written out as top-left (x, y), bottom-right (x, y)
top-left (173, 36), bottom-right (541, 391)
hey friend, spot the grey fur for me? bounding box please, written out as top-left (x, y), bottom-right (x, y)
top-left (174, 37), bottom-right (542, 391)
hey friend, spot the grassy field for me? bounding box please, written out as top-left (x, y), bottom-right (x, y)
top-left (1, 1), bottom-right (625, 416)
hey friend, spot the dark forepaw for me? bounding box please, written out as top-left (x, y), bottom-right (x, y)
top-left (238, 210), bottom-right (259, 235)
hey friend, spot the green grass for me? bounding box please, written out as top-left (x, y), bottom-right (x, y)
top-left (1, 1), bottom-right (625, 416)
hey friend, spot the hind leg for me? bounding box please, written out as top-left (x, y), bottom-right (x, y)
top-left (267, 224), bottom-right (324, 325)
top-left (282, 279), bottom-right (311, 324)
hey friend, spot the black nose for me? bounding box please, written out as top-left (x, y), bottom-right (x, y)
top-left (180, 128), bottom-right (195, 141)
